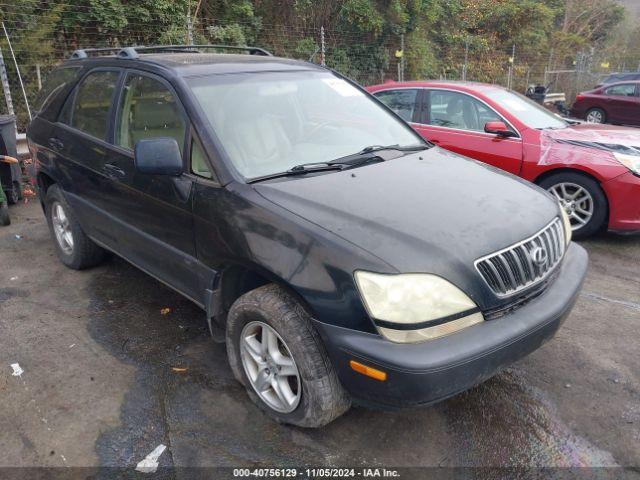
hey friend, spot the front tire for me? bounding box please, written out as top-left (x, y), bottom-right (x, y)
top-left (539, 172), bottom-right (608, 239)
top-left (226, 284), bottom-right (350, 427)
top-left (44, 184), bottom-right (106, 269)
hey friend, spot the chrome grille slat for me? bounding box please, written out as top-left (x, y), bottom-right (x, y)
top-left (475, 218), bottom-right (566, 297)
top-left (509, 248), bottom-right (527, 284)
top-left (541, 230), bottom-right (554, 266)
top-left (497, 253), bottom-right (517, 287)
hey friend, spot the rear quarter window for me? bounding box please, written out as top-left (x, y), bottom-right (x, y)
top-left (34, 66), bottom-right (82, 119)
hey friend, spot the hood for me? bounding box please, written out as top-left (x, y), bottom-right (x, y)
top-left (254, 147), bottom-right (559, 303)
top-left (538, 123), bottom-right (640, 169)
top-left (546, 122), bottom-right (640, 146)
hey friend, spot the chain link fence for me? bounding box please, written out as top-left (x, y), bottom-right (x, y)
top-left (0, 16), bottom-right (630, 132)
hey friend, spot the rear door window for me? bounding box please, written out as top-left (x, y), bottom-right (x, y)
top-left (115, 73), bottom-right (186, 155)
top-left (374, 89), bottom-right (419, 122)
top-left (68, 70), bottom-right (120, 140)
top-left (604, 83), bottom-right (637, 97)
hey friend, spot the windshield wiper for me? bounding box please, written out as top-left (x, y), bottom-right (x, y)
top-left (248, 163), bottom-right (347, 183)
top-left (248, 144), bottom-right (429, 184)
top-left (324, 143), bottom-right (429, 167)
top-left (353, 144), bottom-right (429, 155)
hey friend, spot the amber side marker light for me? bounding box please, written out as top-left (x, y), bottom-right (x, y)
top-left (349, 360), bottom-right (387, 381)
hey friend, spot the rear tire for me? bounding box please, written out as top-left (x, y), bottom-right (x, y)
top-left (5, 184), bottom-right (19, 204)
top-left (13, 181), bottom-right (23, 201)
top-left (585, 107), bottom-right (606, 124)
top-left (539, 172), bottom-right (608, 239)
top-left (44, 184), bottom-right (106, 269)
top-left (226, 284), bottom-right (351, 428)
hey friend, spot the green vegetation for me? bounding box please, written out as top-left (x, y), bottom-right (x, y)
top-left (0, 0), bottom-right (634, 129)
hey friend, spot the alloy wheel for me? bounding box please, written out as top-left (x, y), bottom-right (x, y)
top-left (51, 202), bottom-right (74, 254)
top-left (586, 110), bottom-right (604, 123)
top-left (548, 182), bottom-right (594, 231)
top-left (240, 321), bottom-right (301, 413)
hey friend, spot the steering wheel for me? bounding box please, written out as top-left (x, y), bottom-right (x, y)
top-left (305, 120), bottom-right (335, 140)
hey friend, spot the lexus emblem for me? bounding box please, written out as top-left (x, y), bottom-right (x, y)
top-left (530, 246), bottom-right (548, 267)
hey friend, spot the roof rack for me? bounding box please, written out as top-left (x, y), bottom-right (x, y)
top-left (69, 47), bottom-right (122, 59)
top-left (69, 44), bottom-right (273, 60)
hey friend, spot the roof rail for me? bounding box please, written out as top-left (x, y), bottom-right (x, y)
top-left (69, 47), bottom-right (122, 60)
top-left (69, 44), bottom-right (272, 60)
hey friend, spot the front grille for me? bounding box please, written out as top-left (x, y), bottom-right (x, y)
top-left (475, 218), bottom-right (565, 297)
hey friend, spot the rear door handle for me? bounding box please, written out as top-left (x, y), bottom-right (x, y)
top-left (103, 163), bottom-right (126, 178)
top-left (48, 137), bottom-right (64, 150)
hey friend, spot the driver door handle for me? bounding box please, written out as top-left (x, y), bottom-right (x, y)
top-left (103, 163), bottom-right (126, 178)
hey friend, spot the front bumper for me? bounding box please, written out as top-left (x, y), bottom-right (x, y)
top-left (603, 171), bottom-right (640, 233)
top-left (314, 243), bottom-right (588, 408)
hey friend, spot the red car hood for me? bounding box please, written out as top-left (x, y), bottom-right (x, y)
top-left (545, 123), bottom-right (640, 145)
top-left (537, 123), bottom-right (640, 168)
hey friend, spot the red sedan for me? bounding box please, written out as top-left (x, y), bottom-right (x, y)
top-left (571, 81), bottom-right (640, 126)
top-left (366, 81), bottom-right (640, 238)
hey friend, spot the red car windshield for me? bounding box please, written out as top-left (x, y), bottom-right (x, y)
top-left (484, 89), bottom-right (568, 130)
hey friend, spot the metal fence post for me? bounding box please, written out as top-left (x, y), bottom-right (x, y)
top-left (0, 48), bottom-right (14, 115)
top-left (2, 22), bottom-right (30, 121)
top-left (462, 39), bottom-right (469, 81)
top-left (36, 64), bottom-right (42, 90)
top-left (320, 26), bottom-right (325, 67)
top-left (400, 33), bottom-right (405, 82)
top-left (507, 44), bottom-right (515, 90)
top-left (186, 0), bottom-right (194, 45)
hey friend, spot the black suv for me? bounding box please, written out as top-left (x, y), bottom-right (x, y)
top-left (28, 45), bottom-right (588, 427)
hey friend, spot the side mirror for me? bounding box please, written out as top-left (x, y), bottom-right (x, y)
top-left (484, 121), bottom-right (517, 138)
top-left (134, 138), bottom-right (183, 176)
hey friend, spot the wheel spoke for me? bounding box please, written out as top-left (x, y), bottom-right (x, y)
top-left (550, 187), bottom-right (563, 200)
top-left (278, 364), bottom-right (298, 377)
top-left (576, 206), bottom-right (592, 217)
top-left (263, 327), bottom-right (280, 358)
top-left (272, 376), bottom-right (295, 408)
top-left (63, 231), bottom-right (74, 247)
top-left (571, 213), bottom-right (587, 225)
top-left (568, 187), bottom-right (583, 200)
top-left (574, 195), bottom-right (590, 206)
top-left (243, 335), bottom-right (265, 365)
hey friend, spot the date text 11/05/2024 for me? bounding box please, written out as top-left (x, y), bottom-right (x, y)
top-left (233, 468), bottom-right (401, 478)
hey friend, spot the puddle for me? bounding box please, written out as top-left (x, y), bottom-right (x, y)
top-left (442, 368), bottom-right (618, 468)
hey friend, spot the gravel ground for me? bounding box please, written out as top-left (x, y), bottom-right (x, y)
top-left (0, 200), bottom-right (638, 477)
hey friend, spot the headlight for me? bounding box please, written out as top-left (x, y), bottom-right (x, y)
top-left (354, 271), bottom-right (483, 343)
top-left (613, 152), bottom-right (640, 175)
top-left (560, 208), bottom-right (572, 246)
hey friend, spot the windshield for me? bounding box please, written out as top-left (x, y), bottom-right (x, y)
top-left (187, 71), bottom-right (423, 179)
top-left (484, 89), bottom-right (568, 130)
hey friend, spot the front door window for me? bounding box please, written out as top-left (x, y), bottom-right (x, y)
top-left (115, 74), bottom-right (187, 154)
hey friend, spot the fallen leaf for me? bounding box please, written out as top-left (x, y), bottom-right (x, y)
top-left (160, 308), bottom-right (171, 315)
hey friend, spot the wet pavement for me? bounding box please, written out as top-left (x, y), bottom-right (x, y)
top-left (1, 201), bottom-right (639, 475)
